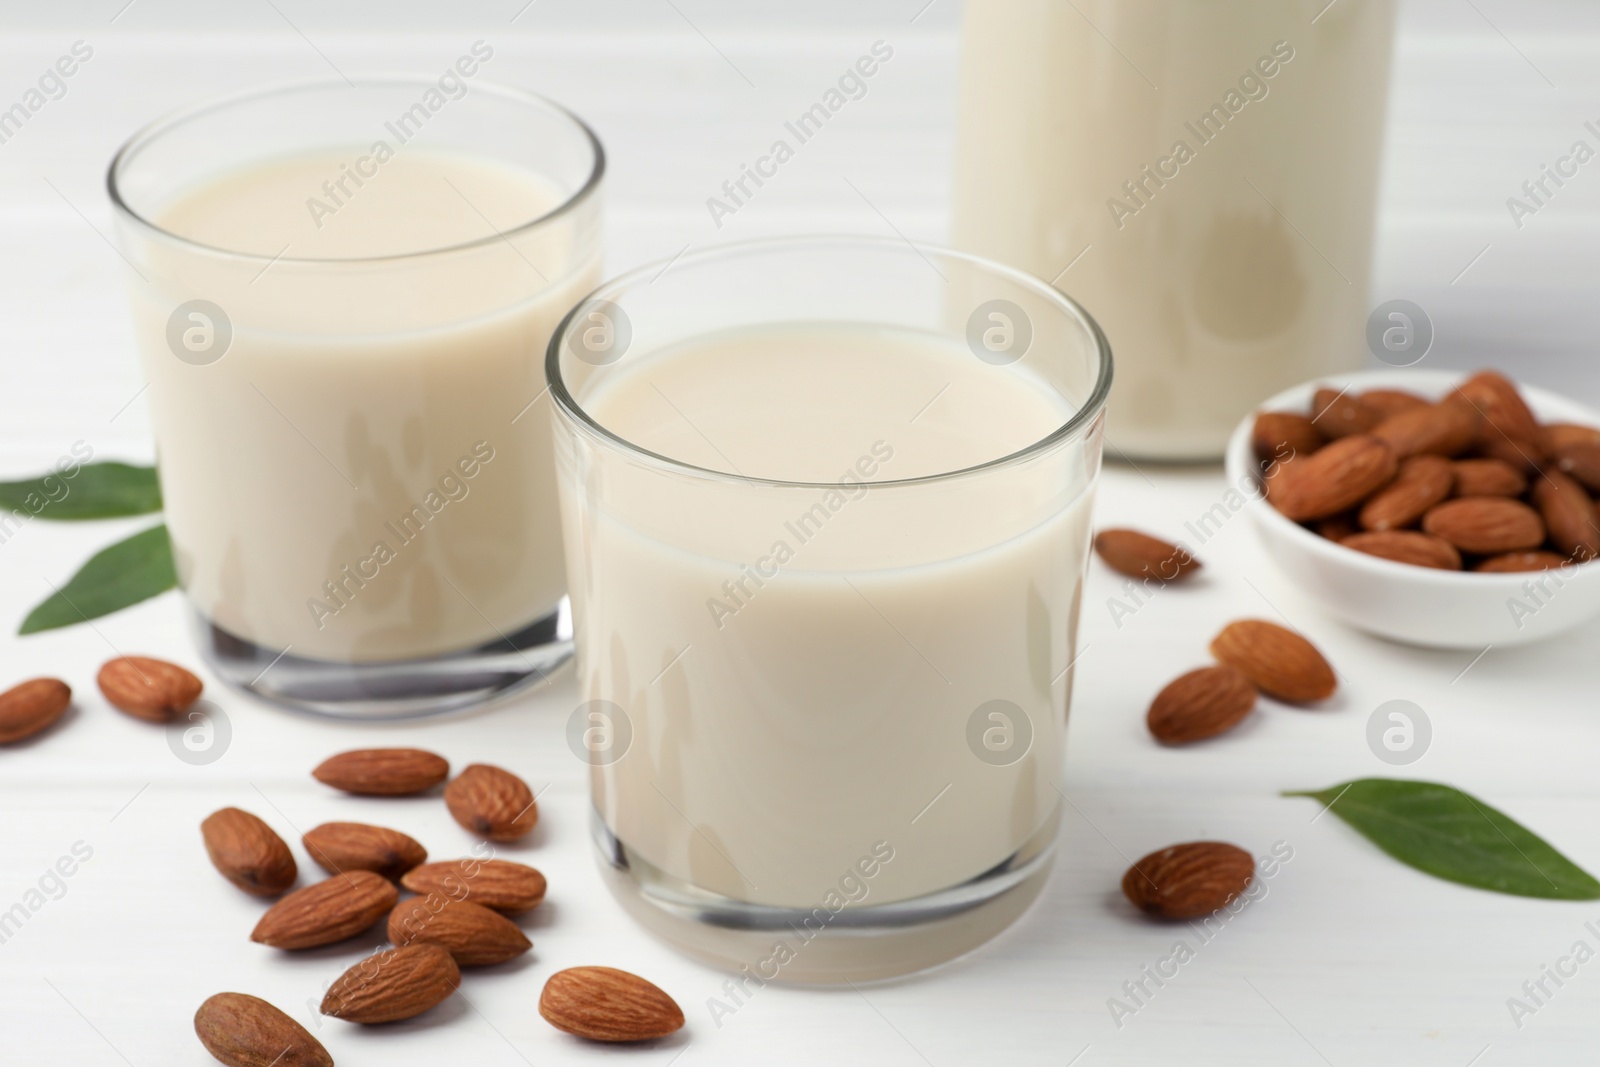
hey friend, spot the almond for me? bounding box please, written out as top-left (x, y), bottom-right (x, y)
top-left (1358, 454), bottom-right (1453, 531)
top-left (1455, 370), bottom-right (1543, 469)
top-left (1541, 422), bottom-right (1600, 455)
top-left (1370, 399), bottom-right (1478, 458)
top-left (97, 655), bottom-right (202, 722)
top-left (1267, 435), bottom-right (1398, 522)
top-left (1092, 529), bottom-right (1201, 582)
top-left (1450, 458), bottom-right (1527, 498)
top-left (251, 870), bottom-right (397, 949)
top-left (1358, 388), bottom-right (1429, 417)
top-left (444, 764), bottom-right (537, 841)
top-left (539, 966), bottom-right (686, 1043)
top-left (1310, 387), bottom-right (1380, 438)
top-left (1312, 513), bottom-right (1359, 541)
top-left (1476, 551), bottom-right (1570, 573)
top-left (1210, 619), bottom-right (1336, 703)
top-left (387, 897), bottom-right (531, 966)
top-left (1122, 841), bottom-right (1255, 920)
top-left (312, 748), bottom-right (449, 796)
top-left (1530, 470), bottom-right (1600, 560)
top-left (1422, 497), bottom-right (1546, 555)
top-left (202, 808), bottom-right (298, 897)
top-left (321, 943), bottom-right (459, 1024)
top-left (1549, 440), bottom-right (1600, 494)
top-left (1341, 530), bottom-right (1462, 570)
top-left (303, 822), bottom-right (427, 881)
top-left (400, 859), bottom-right (548, 914)
top-left (194, 992), bottom-right (332, 1067)
top-left (1251, 412), bottom-right (1322, 464)
top-left (0, 678), bottom-right (71, 744)
top-left (1146, 665), bottom-right (1256, 745)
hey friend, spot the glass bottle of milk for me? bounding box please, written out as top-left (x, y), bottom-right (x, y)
top-left (953, 0), bottom-right (1397, 460)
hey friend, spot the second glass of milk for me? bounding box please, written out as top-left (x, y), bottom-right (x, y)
top-left (109, 78), bottom-right (603, 717)
top-left (549, 237), bottom-right (1111, 982)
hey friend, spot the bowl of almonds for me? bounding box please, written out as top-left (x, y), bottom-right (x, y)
top-left (1224, 368), bottom-right (1600, 648)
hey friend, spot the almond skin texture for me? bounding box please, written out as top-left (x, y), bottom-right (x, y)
top-left (96, 655), bottom-right (202, 722)
top-left (387, 897), bottom-right (531, 966)
top-left (1542, 423), bottom-right (1600, 455)
top-left (312, 748), bottom-right (449, 796)
top-left (1341, 531), bottom-right (1463, 571)
top-left (1358, 454), bottom-right (1453, 531)
top-left (401, 859), bottom-right (547, 914)
top-left (1476, 551), bottom-right (1570, 573)
top-left (321, 943), bottom-right (460, 1024)
top-left (0, 678), bottom-right (71, 744)
top-left (540, 966), bottom-right (686, 1043)
top-left (1450, 458), bottom-right (1527, 498)
top-left (302, 822), bottom-right (427, 881)
top-left (1210, 620), bottom-right (1337, 703)
top-left (194, 993), bottom-right (332, 1067)
top-left (1370, 399), bottom-right (1478, 459)
top-left (202, 808), bottom-right (298, 897)
top-left (1530, 470), bottom-right (1600, 561)
top-left (1455, 370), bottom-right (1543, 469)
top-left (1311, 388), bottom-right (1381, 438)
top-left (1093, 529), bottom-right (1201, 582)
top-left (1122, 842), bottom-right (1255, 921)
top-left (444, 764), bottom-right (537, 841)
top-left (1146, 665), bottom-right (1256, 745)
top-left (1358, 388), bottom-right (1429, 417)
top-left (251, 871), bottom-right (397, 949)
top-left (1550, 440), bottom-right (1600, 494)
top-left (1267, 435), bottom-right (1398, 522)
top-left (1422, 497), bottom-right (1546, 555)
top-left (1251, 412), bottom-right (1322, 464)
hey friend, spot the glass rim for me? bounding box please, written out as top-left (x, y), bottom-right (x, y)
top-left (105, 75), bottom-right (606, 266)
top-left (545, 233), bottom-right (1114, 492)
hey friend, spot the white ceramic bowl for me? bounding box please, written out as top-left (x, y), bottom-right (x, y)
top-left (1224, 369), bottom-right (1600, 648)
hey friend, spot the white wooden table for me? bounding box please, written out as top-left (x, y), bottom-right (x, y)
top-left (2, 3), bottom-right (1599, 1064)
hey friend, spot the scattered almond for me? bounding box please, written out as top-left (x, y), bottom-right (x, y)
top-left (1210, 620), bottom-right (1336, 703)
top-left (0, 677), bottom-right (70, 744)
top-left (1251, 411), bottom-right (1322, 463)
top-left (1093, 529), bottom-right (1201, 582)
top-left (1341, 530), bottom-right (1462, 570)
top-left (1422, 497), bottom-right (1546, 555)
top-left (1476, 551), bottom-right (1570, 573)
top-left (401, 859), bottom-right (548, 914)
top-left (1370, 398), bottom-right (1478, 459)
top-left (1358, 454), bottom-right (1453, 531)
top-left (444, 764), bottom-right (538, 841)
top-left (1530, 470), bottom-right (1600, 561)
top-left (1450, 458), bottom-right (1527, 498)
top-left (202, 808), bottom-right (298, 897)
top-left (1146, 665), bottom-right (1256, 745)
top-left (251, 871), bottom-right (397, 950)
top-left (387, 897), bottom-right (531, 966)
top-left (1122, 841), bottom-right (1255, 920)
top-left (1267, 435), bottom-right (1398, 521)
top-left (540, 966), bottom-right (686, 1043)
top-left (312, 748), bottom-right (450, 796)
top-left (194, 992), bottom-right (332, 1067)
top-left (97, 655), bottom-right (202, 722)
top-left (1311, 388), bottom-right (1381, 438)
top-left (321, 943), bottom-right (460, 1024)
top-left (303, 822), bottom-right (427, 881)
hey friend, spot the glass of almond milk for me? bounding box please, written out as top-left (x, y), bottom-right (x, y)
top-left (549, 236), bottom-right (1111, 982)
top-left (109, 76), bottom-right (603, 716)
top-left (954, 0), bottom-right (1396, 459)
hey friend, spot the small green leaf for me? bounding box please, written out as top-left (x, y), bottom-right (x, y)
top-left (0, 462), bottom-right (162, 520)
top-left (1286, 778), bottom-right (1600, 900)
top-left (19, 524), bottom-right (178, 634)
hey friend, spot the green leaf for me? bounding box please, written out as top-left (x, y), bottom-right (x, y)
top-left (19, 524), bottom-right (178, 634)
top-left (0, 462), bottom-right (162, 520)
top-left (1285, 778), bottom-right (1600, 900)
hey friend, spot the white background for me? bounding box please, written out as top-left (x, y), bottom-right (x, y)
top-left (2, 1), bottom-right (1600, 1064)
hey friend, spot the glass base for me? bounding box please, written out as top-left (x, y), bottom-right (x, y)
top-left (191, 600), bottom-right (572, 720)
top-left (592, 806), bottom-right (1058, 985)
